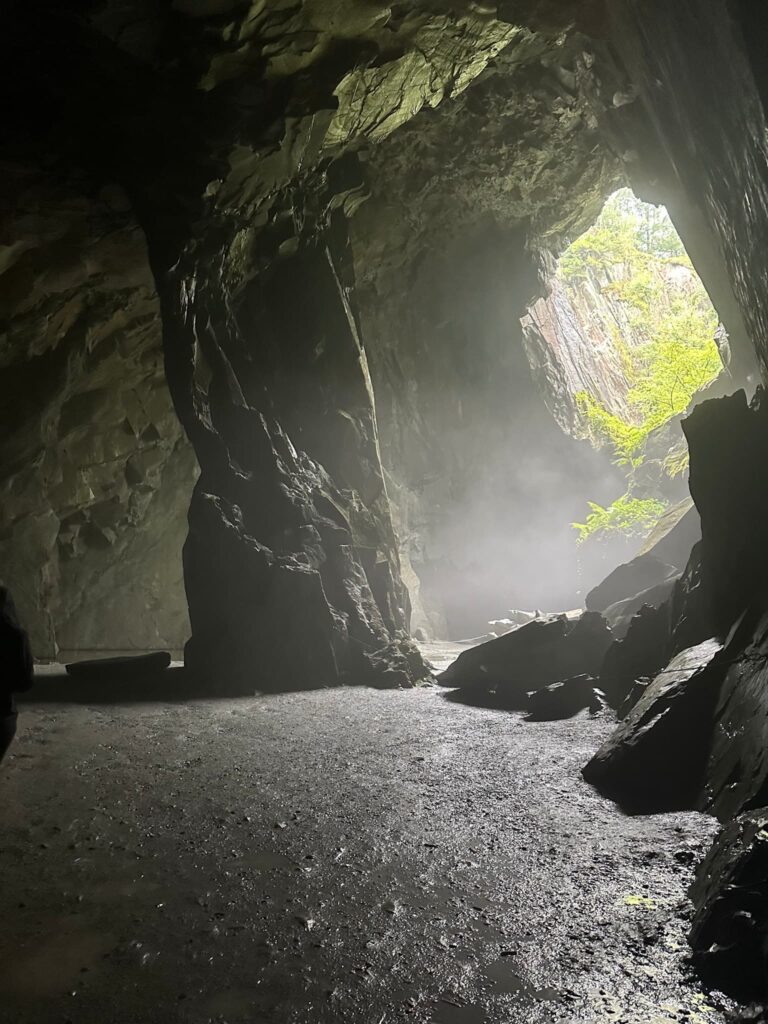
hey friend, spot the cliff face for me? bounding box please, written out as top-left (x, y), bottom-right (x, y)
top-left (523, 258), bottom-right (718, 435)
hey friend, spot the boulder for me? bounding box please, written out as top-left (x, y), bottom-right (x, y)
top-left (689, 808), bottom-right (768, 1001)
top-left (437, 611), bottom-right (612, 707)
top-left (683, 389), bottom-right (768, 635)
top-left (582, 638), bottom-right (726, 813)
top-left (603, 575), bottom-right (679, 639)
top-left (586, 555), bottom-right (678, 614)
top-left (525, 674), bottom-right (601, 721)
top-left (598, 601), bottom-right (671, 709)
top-left (700, 610), bottom-right (768, 820)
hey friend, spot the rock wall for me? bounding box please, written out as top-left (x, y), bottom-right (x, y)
top-left (0, 161), bottom-right (195, 660)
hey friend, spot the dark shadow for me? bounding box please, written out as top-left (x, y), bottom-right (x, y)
top-left (441, 686), bottom-right (529, 713)
top-left (20, 666), bottom-right (242, 705)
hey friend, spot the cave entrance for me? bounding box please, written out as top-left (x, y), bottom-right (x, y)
top-left (386, 188), bottom-right (726, 645)
top-left (514, 187), bottom-right (725, 630)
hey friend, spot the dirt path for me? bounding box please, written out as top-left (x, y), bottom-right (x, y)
top-left (0, 665), bottom-right (729, 1024)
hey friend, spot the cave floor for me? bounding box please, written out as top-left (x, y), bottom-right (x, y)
top-left (0, 654), bottom-right (731, 1024)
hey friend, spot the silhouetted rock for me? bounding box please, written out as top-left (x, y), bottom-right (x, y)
top-left (690, 808), bottom-right (768, 1000)
top-left (65, 651), bottom-right (172, 681)
top-left (438, 612), bottom-right (612, 707)
top-left (586, 555), bottom-right (678, 614)
top-left (583, 638), bottom-right (726, 813)
top-left (701, 610), bottom-right (768, 820)
top-left (525, 674), bottom-right (600, 721)
top-left (0, 587), bottom-right (34, 699)
top-left (0, 586), bottom-right (34, 761)
top-left (603, 576), bottom-right (679, 639)
top-left (683, 390), bottom-right (768, 635)
top-left (598, 602), bottom-right (671, 709)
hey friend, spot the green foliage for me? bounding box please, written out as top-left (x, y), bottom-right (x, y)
top-left (561, 189), bottom-right (722, 544)
top-left (572, 493), bottom-right (669, 544)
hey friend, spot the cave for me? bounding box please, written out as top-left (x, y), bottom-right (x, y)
top-left (4, 2), bottom-right (768, 1021)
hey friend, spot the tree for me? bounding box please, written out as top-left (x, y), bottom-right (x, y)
top-left (559, 189), bottom-right (722, 543)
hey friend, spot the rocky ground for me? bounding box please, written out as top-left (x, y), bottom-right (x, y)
top-left (0, 650), bottom-right (733, 1024)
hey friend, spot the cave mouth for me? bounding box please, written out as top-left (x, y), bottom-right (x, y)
top-left (400, 188), bottom-right (725, 644)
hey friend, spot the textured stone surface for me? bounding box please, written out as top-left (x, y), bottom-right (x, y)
top-left (690, 808), bottom-right (768, 1000)
top-left (438, 611), bottom-right (612, 707)
top-left (583, 638), bottom-right (726, 814)
top-left (0, 162), bottom-right (195, 659)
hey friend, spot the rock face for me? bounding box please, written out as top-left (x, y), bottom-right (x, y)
top-left (0, 163), bottom-right (195, 660)
top-left (689, 808), bottom-right (768, 1000)
top-left (583, 638), bottom-right (726, 813)
top-left (437, 611), bottom-right (612, 707)
top-left (700, 610), bottom-right (768, 821)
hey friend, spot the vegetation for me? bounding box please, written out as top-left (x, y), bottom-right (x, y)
top-left (561, 189), bottom-right (722, 544)
top-left (572, 494), bottom-right (669, 545)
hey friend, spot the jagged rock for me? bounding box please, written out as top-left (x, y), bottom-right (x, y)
top-left (586, 555), bottom-right (678, 614)
top-left (437, 611), bottom-right (612, 707)
top-left (636, 499), bottom-right (701, 569)
top-left (616, 677), bottom-right (651, 719)
top-left (583, 638), bottom-right (726, 813)
top-left (525, 674), bottom-right (601, 720)
top-left (689, 808), bottom-right (768, 1000)
top-left (65, 651), bottom-right (171, 680)
top-left (700, 610), bottom-right (768, 820)
top-left (602, 576), bottom-right (679, 639)
top-left (683, 390), bottom-right (768, 634)
top-left (598, 602), bottom-right (671, 709)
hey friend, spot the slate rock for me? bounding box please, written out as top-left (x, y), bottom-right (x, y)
top-left (683, 389), bottom-right (768, 635)
top-left (700, 609), bottom-right (768, 820)
top-left (598, 601), bottom-right (671, 709)
top-left (689, 808), bottom-right (768, 1000)
top-left (438, 611), bottom-right (612, 707)
top-left (603, 575), bottom-right (679, 639)
top-left (583, 638), bottom-right (726, 813)
top-left (525, 674), bottom-right (600, 721)
top-left (586, 554), bottom-right (678, 614)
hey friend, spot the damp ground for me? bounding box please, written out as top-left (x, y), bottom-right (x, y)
top-left (0, 649), bottom-right (730, 1024)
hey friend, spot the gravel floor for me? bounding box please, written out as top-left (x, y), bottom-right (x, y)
top-left (0, 653), bottom-right (731, 1024)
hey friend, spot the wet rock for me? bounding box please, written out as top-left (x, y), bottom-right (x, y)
top-left (437, 611), bottom-right (612, 707)
top-left (586, 555), bottom-right (678, 614)
top-left (701, 610), bottom-right (768, 820)
top-left (598, 602), bottom-right (671, 710)
top-left (583, 638), bottom-right (726, 813)
top-left (689, 808), bottom-right (768, 1000)
top-left (682, 390), bottom-right (768, 635)
top-left (525, 674), bottom-right (600, 721)
top-left (603, 576), bottom-right (679, 639)
top-left (65, 651), bottom-right (171, 681)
